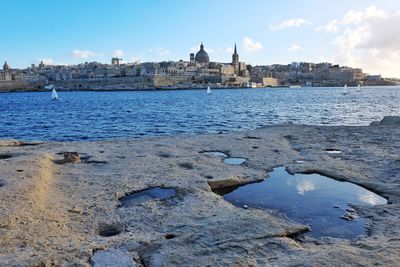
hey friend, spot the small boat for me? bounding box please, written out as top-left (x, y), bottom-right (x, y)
top-left (207, 85), bottom-right (211, 94)
top-left (356, 84), bottom-right (361, 92)
top-left (51, 88), bottom-right (59, 100)
top-left (342, 84), bottom-right (349, 95)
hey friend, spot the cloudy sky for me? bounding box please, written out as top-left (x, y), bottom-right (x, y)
top-left (1, 0), bottom-right (399, 77)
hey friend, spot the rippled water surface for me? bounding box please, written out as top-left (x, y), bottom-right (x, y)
top-left (0, 87), bottom-right (399, 141)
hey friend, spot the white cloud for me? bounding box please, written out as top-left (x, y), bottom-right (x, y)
top-left (316, 19), bottom-right (340, 33)
top-left (70, 49), bottom-right (96, 59)
top-left (270, 18), bottom-right (311, 31)
top-left (332, 5), bottom-right (400, 77)
top-left (343, 6), bottom-right (388, 25)
top-left (359, 192), bottom-right (385, 205)
top-left (243, 37), bottom-right (263, 53)
top-left (225, 46), bottom-right (234, 54)
top-left (297, 180), bottom-right (315, 195)
top-left (154, 47), bottom-right (171, 56)
top-left (113, 49), bottom-right (124, 58)
top-left (288, 44), bottom-right (301, 52)
top-left (39, 58), bottom-right (54, 65)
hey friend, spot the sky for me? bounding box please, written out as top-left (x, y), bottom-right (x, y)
top-left (1, 0), bottom-right (400, 77)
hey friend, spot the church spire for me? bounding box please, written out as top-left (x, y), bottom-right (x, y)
top-left (234, 43), bottom-right (237, 54)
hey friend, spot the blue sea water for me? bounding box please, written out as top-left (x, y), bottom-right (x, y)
top-left (0, 87), bottom-right (399, 141)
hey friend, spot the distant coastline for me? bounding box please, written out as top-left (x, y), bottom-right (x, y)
top-left (1, 82), bottom-right (400, 94)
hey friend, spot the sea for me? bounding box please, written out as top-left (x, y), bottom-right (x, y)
top-left (0, 86), bottom-right (399, 141)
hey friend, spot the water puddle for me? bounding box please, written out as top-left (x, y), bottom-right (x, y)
top-left (200, 151), bottom-right (228, 158)
top-left (224, 157), bottom-right (247, 165)
top-left (119, 187), bottom-right (176, 207)
top-left (215, 167), bottom-right (386, 239)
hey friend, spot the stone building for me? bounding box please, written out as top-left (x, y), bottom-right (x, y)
top-left (1, 61), bottom-right (12, 81)
top-left (230, 44), bottom-right (247, 77)
top-left (111, 57), bottom-right (122, 66)
top-left (220, 65), bottom-right (235, 76)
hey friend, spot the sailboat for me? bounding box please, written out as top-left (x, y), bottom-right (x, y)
top-left (356, 84), bottom-right (361, 92)
top-left (207, 85), bottom-right (211, 94)
top-left (342, 84), bottom-right (349, 95)
top-left (51, 88), bottom-right (59, 100)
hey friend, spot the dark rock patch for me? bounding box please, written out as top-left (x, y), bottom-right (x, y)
top-left (17, 142), bottom-right (43, 147)
top-left (54, 152), bottom-right (81, 164)
top-left (158, 152), bottom-right (172, 158)
top-left (86, 160), bottom-right (108, 165)
top-left (245, 135), bottom-right (262, 140)
top-left (164, 233), bottom-right (176, 240)
top-left (178, 162), bottom-right (194, 170)
top-left (97, 222), bottom-right (124, 237)
top-left (0, 154), bottom-right (13, 160)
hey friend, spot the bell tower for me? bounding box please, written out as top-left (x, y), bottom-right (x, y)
top-left (232, 43), bottom-right (239, 75)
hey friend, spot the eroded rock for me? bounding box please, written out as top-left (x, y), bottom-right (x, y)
top-left (90, 248), bottom-right (138, 267)
top-left (54, 152), bottom-right (81, 164)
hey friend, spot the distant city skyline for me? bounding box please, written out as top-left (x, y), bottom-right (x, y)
top-left (1, 0), bottom-right (400, 77)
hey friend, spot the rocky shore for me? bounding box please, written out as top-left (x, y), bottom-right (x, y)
top-left (1, 118), bottom-right (400, 266)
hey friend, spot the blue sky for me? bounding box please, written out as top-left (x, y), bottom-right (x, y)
top-left (1, 0), bottom-right (400, 77)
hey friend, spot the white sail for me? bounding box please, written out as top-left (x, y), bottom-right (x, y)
top-left (207, 86), bottom-right (211, 94)
top-left (342, 84), bottom-right (349, 95)
top-left (357, 84), bottom-right (361, 92)
top-left (51, 88), bottom-right (59, 100)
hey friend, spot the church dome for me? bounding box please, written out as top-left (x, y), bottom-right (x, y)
top-left (195, 43), bottom-right (210, 64)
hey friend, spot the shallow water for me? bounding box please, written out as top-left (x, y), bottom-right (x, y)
top-left (224, 157), bottom-right (247, 165)
top-left (0, 87), bottom-right (399, 141)
top-left (119, 187), bottom-right (176, 207)
top-left (200, 151), bottom-right (228, 158)
top-left (217, 167), bottom-right (387, 239)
